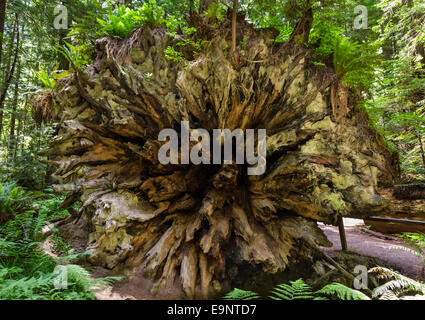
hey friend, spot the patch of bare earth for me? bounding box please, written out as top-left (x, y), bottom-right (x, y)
top-left (319, 218), bottom-right (423, 279)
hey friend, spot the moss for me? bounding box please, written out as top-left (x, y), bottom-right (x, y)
top-left (328, 193), bottom-right (344, 212)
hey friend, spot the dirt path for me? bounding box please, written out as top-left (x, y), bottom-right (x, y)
top-left (319, 219), bottom-right (423, 279)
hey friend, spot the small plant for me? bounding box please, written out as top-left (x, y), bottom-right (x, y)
top-left (369, 266), bottom-right (425, 300)
top-left (332, 37), bottom-right (380, 91)
top-left (269, 279), bottom-right (315, 300)
top-left (0, 182), bottom-right (29, 223)
top-left (165, 46), bottom-right (184, 63)
top-left (97, 5), bottom-right (143, 38)
top-left (165, 27), bottom-right (210, 65)
top-left (51, 236), bottom-right (71, 255)
top-left (55, 42), bottom-right (90, 71)
top-left (33, 64), bottom-right (73, 90)
top-left (316, 282), bottom-right (370, 300)
top-left (392, 233), bottom-right (425, 281)
top-left (0, 188), bottom-right (122, 300)
top-left (97, 0), bottom-right (165, 39)
top-left (223, 288), bottom-right (260, 300)
top-left (223, 278), bottom-right (370, 300)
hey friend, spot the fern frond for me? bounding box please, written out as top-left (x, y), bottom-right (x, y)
top-left (269, 279), bottom-right (314, 300)
top-left (373, 279), bottom-right (425, 298)
top-left (369, 266), bottom-right (425, 298)
top-left (316, 283), bottom-right (371, 300)
top-left (378, 291), bottom-right (400, 300)
top-left (61, 264), bottom-right (92, 291)
top-left (222, 288), bottom-right (260, 300)
top-left (369, 266), bottom-right (400, 280)
top-left (400, 295), bottom-right (425, 300)
top-left (391, 245), bottom-right (424, 260)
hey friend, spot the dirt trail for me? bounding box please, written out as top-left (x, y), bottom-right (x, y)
top-left (319, 219), bottom-right (423, 279)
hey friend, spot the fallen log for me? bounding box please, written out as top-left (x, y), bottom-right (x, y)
top-left (32, 14), bottom-right (399, 298)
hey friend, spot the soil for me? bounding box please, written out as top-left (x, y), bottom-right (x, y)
top-left (319, 218), bottom-right (423, 279)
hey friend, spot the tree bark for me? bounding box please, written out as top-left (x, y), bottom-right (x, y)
top-left (417, 133), bottom-right (425, 170)
top-left (0, 13), bottom-right (18, 136)
top-left (0, 0), bottom-right (6, 66)
top-left (14, 98), bottom-right (26, 159)
top-left (8, 56), bottom-right (21, 157)
top-left (18, 99), bottom-right (27, 156)
top-left (231, 0), bottom-right (237, 53)
top-left (33, 19), bottom-right (398, 298)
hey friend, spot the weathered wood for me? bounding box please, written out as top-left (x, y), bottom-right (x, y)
top-left (32, 16), bottom-right (399, 298)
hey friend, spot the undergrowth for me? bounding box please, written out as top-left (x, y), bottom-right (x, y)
top-left (0, 182), bottom-right (121, 300)
top-left (223, 279), bottom-right (370, 300)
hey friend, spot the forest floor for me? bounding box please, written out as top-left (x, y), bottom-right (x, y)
top-left (319, 218), bottom-right (423, 279)
top-left (88, 218), bottom-right (423, 300)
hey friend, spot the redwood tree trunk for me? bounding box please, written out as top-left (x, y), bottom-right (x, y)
top-left (0, 13), bottom-right (18, 135)
top-left (0, 0), bottom-right (7, 66)
top-left (33, 16), bottom-right (397, 298)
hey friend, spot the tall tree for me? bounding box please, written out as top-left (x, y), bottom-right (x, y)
top-left (0, 13), bottom-right (19, 136)
top-left (0, 0), bottom-right (6, 66)
top-left (8, 56), bottom-right (21, 157)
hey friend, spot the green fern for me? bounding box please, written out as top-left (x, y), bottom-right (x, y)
top-left (97, 0), bottom-right (166, 39)
top-left (222, 288), bottom-right (261, 300)
top-left (269, 279), bottom-right (315, 300)
top-left (393, 233), bottom-right (425, 267)
top-left (332, 37), bottom-right (380, 91)
top-left (223, 278), bottom-right (372, 301)
top-left (0, 182), bottom-right (29, 219)
top-left (0, 187), bottom-right (123, 300)
top-left (369, 266), bottom-right (425, 298)
top-left (316, 283), bottom-right (370, 300)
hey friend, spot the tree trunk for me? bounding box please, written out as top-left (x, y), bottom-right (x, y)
top-left (0, 13), bottom-right (18, 136)
top-left (417, 133), bottom-right (425, 170)
top-left (231, 0), bottom-right (237, 53)
top-left (32, 18), bottom-right (398, 298)
top-left (8, 50), bottom-right (21, 157)
top-left (0, 0), bottom-right (7, 66)
top-left (18, 99), bottom-right (27, 156)
top-left (14, 98), bottom-right (25, 159)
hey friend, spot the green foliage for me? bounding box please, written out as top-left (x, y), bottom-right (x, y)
top-left (165, 27), bottom-right (210, 65)
top-left (165, 46), bottom-right (184, 63)
top-left (309, 22), bottom-right (344, 59)
top-left (332, 37), bottom-right (380, 91)
top-left (0, 185), bottom-right (122, 300)
top-left (97, 5), bottom-right (144, 38)
top-left (0, 152), bottom-right (49, 190)
top-left (55, 41), bottom-right (90, 71)
top-left (369, 266), bottom-right (425, 299)
top-left (245, 0), bottom-right (295, 43)
top-left (316, 283), bottom-right (371, 300)
top-left (0, 182), bottom-right (29, 218)
top-left (33, 63), bottom-right (73, 90)
top-left (0, 124), bottom-right (54, 189)
top-left (223, 278), bottom-right (369, 300)
top-left (223, 270), bottom-right (425, 301)
top-left (96, 0), bottom-right (166, 39)
top-left (34, 68), bottom-right (55, 90)
top-left (393, 233), bottom-right (425, 267)
top-left (222, 288), bottom-right (260, 300)
top-left (269, 279), bottom-right (315, 300)
top-left (203, 1), bottom-right (226, 22)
